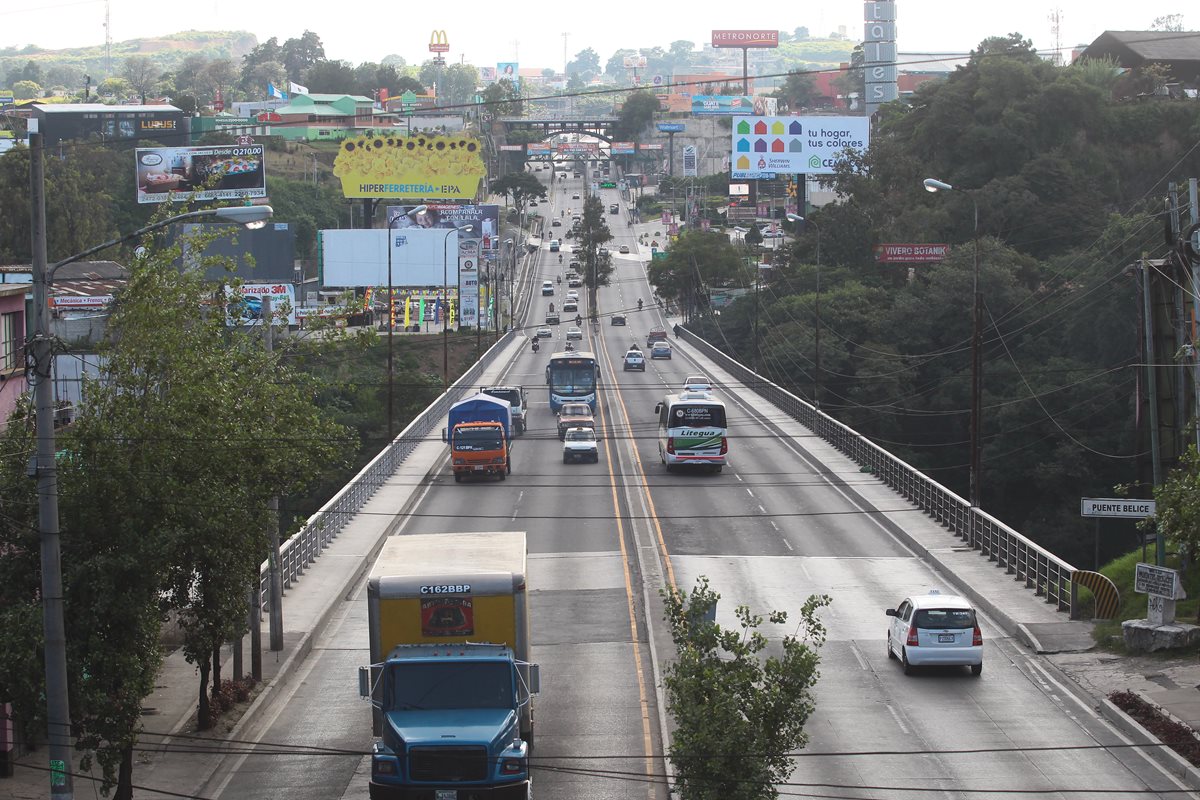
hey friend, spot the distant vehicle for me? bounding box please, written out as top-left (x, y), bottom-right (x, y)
top-left (568, 276), bottom-right (582, 288)
top-left (535, 326), bottom-right (552, 338)
top-left (611, 313), bottom-right (627, 326)
top-left (619, 245), bottom-right (630, 254)
top-left (541, 281), bottom-right (554, 296)
top-left (562, 427), bottom-right (599, 464)
top-left (480, 385), bottom-right (528, 435)
top-left (609, 204), bottom-right (620, 214)
top-left (760, 227), bottom-right (785, 239)
top-left (547, 351), bottom-right (599, 412)
top-left (552, 219), bottom-right (562, 227)
top-left (572, 193), bottom-right (581, 199)
top-left (562, 301), bottom-right (578, 314)
top-left (650, 341), bottom-right (672, 360)
top-left (623, 348), bottom-right (646, 372)
top-left (565, 326), bottom-right (583, 341)
top-left (545, 312), bottom-right (560, 325)
top-left (654, 390), bottom-right (728, 473)
top-left (566, 290), bottom-right (579, 301)
top-left (549, 239), bottom-right (561, 252)
top-left (569, 259), bottom-right (581, 269)
top-left (529, 201), bottom-right (538, 207)
top-left (647, 326), bottom-right (668, 347)
top-left (598, 247), bottom-right (609, 257)
top-left (682, 375), bottom-right (712, 392)
top-left (557, 402), bottom-right (595, 440)
top-left (886, 591), bottom-right (983, 676)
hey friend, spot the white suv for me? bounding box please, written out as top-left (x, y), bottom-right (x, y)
top-left (562, 427), bottom-right (599, 463)
top-left (623, 348), bottom-right (646, 372)
top-left (885, 590), bottom-right (982, 676)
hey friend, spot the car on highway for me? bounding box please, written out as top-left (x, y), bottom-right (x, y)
top-left (545, 312), bottom-right (560, 325)
top-left (557, 402), bottom-right (595, 439)
top-left (569, 259), bottom-right (581, 269)
top-left (566, 289), bottom-right (579, 300)
top-left (565, 326), bottom-right (583, 341)
top-left (682, 375), bottom-right (712, 391)
top-left (572, 193), bottom-right (581, 199)
top-left (609, 204), bottom-right (620, 214)
top-left (549, 239), bottom-right (561, 252)
top-left (611, 313), bottom-right (627, 326)
top-left (568, 276), bottom-right (582, 288)
top-left (619, 245), bottom-right (630, 254)
top-left (529, 201), bottom-right (538, 208)
top-left (647, 326), bottom-right (668, 347)
top-left (562, 301), bottom-right (578, 314)
top-left (623, 347), bottom-right (646, 371)
top-left (650, 341), bottom-right (672, 359)
top-left (562, 427), bottom-right (599, 463)
top-left (885, 590), bottom-right (983, 676)
top-left (541, 280), bottom-right (554, 296)
top-left (552, 219), bottom-right (562, 227)
top-left (535, 326), bottom-right (552, 338)
top-left (599, 247), bottom-right (609, 257)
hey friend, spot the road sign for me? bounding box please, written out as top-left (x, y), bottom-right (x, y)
top-left (1135, 562), bottom-right (1185, 598)
top-left (236, 135), bottom-right (254, 146)
top-left (1080, 498), bottom-right (1156, 519)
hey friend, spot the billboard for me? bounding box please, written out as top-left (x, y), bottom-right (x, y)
top-left (557, 142), bottom-right (598, 154)
top-left (610, 142), bottom-right (636, 155)
top-left (497, 62), bottom-right (519, 81)
top-left (479, 66), bottom-right (497, 82)
top-left (429, 30), bottom-right (450, 53)
top-left (640, 143), bottom-right (663, 151)
top-left (386, 204), bottom-right (500, 251)
top-left (526, 142), bottom-right (552, 155)
top-left (711, 30), bottom-right (779, 48)
top-left (731, 116), bottom-right (869, 177)
top-left (225, 283), bottom-right (297, 326)
top-left (656, 122), bottom-right (686, 133)
top-left (682, 145), bottom-right (698, 177)
top-left (691, 95), bottom-right (777, 116)
top-left (333, 133), bottom-right (486, 199)
top-left (873, 243), bottom-right (950, 263)
top-left (135, 144), bottom-right (266, 204)
top-left (623, 55), bottom-right (649, 68)
top-left (318, 228), bottom-right (459, 288)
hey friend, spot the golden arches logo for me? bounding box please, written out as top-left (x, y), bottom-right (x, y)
top-left (429, 30), bottom-right (449, 53)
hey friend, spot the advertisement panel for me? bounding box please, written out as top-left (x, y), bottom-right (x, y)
top-left (656, 122), bottom-right (686, 133)
top-left (623, 55), bottom-right (649, 68)
top-left (480, 66), bottom-right (497, 83)
top-left (319, 228), bottom-right (458, 288)
top-left (731, 116), bottom-right (868, 177)
top-left (557, 142), bottom-right (598, 154)
top-left (691, 95), bottom-right (777, 116)
top-left (0, 93), bottom-right (14, 107)
top-left (873, 243), bottom-right (950, 263)
top-left (499, 144), bottom-right (523, 151)
top-left (429, 30), bottom-right (450, 53)
top-left (711, 29), bottom-right (779, 48)
top-left (225, 283), bottom-right (297, 326)
top-left (333, 133), bottom-right (486, 199)
top-left (135, 144), bottom-right (266, 204)
top-left (526, 142), bottom-right (552, 155)
top-left (497, 62), bottom-right (519, 82)
top-left (387, 204), bottom-right (500, 251)
top-left (610, 142), bottom-right (636, 155)
top-left (640, 143), bottom-right (663, 151)
top-left (682, 145), bottom-right (697, 177)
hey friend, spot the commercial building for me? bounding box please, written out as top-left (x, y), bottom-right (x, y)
top-left (21, 103), bottom-right (186, 147)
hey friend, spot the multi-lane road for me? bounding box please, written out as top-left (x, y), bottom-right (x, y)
top-left (202, 165), bottom-right (1189, 800)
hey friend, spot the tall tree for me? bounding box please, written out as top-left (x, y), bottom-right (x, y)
top-left (282, 30), bottom-right (326, 80)
top-left (567, 47), bottom-right (601, 80)
top-left (121, 56), bottom-right (158, 103)
top-left (305, 59), bottom-right (357, 94)
top-left (614, 90), bottom-right (660, 141)
top-left (577, 195), bottom-right (614, 312)
top-left (662, 578), bottom-right (829, 800)
top-left (201, 58), bottom-right (237, 105)
top-left (773, 70), bottom-right (820, 111)
top-left (481, 78), bottom-right (523, 116)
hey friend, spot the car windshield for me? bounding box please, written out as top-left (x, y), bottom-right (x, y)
top-left (562, 404), bottom-right (591, 417)
top-left (913, 608), bottom-right (975, 630)
top-left (453, 429), bottom-right (503, 451)
top-left (669, 404), bottom-right (726, 428)
top-left (566, 429), bottom-right (595, 442)
top-left (389, 662), bottom-right (513, 710)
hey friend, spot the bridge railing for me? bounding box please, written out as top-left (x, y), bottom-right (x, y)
top-left (678, 327), bottom-right (1077, 617)
top-left (257, 332), bottom-right (516, 605)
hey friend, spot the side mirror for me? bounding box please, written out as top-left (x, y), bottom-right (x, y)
top-left (358, 666), bottom-right (371, 698)
top-left (654, 402), bottom-right (663, 414)
top-left (441, 427), bottom-right (448, 443)
top-left (527, 664), bottom-right (541, 695)
top-left (885, 609), bottom-right (898, 617)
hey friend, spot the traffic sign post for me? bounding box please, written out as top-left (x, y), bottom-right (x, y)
top-left (1080, 497), bottom-right (1156, 571)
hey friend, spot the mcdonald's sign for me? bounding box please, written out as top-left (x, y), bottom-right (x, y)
top-left (429, 30), bottom-right (449, 53)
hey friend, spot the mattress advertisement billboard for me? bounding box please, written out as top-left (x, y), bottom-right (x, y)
top-left (135, 144), bottom-right (266, 204)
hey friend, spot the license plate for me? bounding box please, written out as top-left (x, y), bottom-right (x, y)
top-left (435, 791), bottom-right (457, 800)
top-left (938, 634), bottom-right (955, 643)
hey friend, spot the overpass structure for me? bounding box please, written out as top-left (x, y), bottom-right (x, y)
top-left (200, 173), bottom-right (1189, 800)
top-left (498, 115), bottom-right (620, 142)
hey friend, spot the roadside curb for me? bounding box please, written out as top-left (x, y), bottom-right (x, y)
top-left (1099, 696), bottom-right (1200, 790)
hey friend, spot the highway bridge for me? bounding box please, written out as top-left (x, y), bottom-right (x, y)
top-left (188, 169), bottom-right (1190, 800)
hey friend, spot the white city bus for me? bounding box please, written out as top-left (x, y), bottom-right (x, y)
top-left (654, 390), bottom-right (728, 472)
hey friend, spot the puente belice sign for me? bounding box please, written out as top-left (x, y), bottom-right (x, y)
top-left (1080, 498), bottom-right (1156, 519)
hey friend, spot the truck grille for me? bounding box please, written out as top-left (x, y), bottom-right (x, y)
top-left (409, 746), bottom-right (488, 782)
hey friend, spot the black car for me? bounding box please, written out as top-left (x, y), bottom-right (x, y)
top-left (611, 313), bottom-right (627, 326)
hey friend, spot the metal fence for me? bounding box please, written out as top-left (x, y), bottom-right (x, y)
top-left (257, 332), bottom-right (516, 602)
top-left (678, 327), bottom-right (1078, 617)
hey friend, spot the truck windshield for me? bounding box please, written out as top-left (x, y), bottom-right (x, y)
top-left (485, 390), bottom-right (519, 406)
top-left (454, 429), bottom-right (503, 451)
top-left (389, 662), bottom-right (514, 710)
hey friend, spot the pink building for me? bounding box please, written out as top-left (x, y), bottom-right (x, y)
top-left (0, 284), bottom-right (28, 423)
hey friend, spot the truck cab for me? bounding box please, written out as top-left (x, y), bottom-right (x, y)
top-left (481, 385), bottom-right (528, 434)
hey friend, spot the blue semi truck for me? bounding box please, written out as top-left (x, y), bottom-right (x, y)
top-left (359, 531), bottom-right (538, 800)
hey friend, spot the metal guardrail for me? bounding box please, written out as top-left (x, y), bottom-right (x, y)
top-left (257, 331), bottom-right (516, 602)
top-left (677, 326), bottom-right (1078, 617)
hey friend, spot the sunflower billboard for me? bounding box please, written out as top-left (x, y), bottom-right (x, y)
top-left (333, 133), bottom-right (486, 200)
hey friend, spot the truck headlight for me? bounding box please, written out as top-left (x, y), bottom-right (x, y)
top-left (500, 758), bottom-right (525, 775)
top-left (493, 457), bottom-right (505, 464)
top-left (454, 458), bottom-right (465, 465)
top-left (373, 757), bottom-right (398, 776)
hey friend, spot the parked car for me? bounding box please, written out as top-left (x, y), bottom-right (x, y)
top-left (562, 427), bottom-right (599, 464)
top-left (623, 348), bottom-right (646, 371)
top-left (885, 590), bottom-right (983, 676)
top-left (650, 342), bottom-right (672, 359)
top-left (611, 313), bottom-right (627, 326)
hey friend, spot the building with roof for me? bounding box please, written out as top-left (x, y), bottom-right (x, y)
top-left (20, 103), bottom-right (186, 147)
top-left (1077, 30), bottom-right (1200, 86)
top-left (268, 93), bottom-right (382, 141)
top-left (0, 283), bottom-right (28, 423)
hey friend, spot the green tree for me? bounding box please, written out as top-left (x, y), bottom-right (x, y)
top-left (306, 59), bottom-right (356, 94)
top-left (662, 578), bottom-right (830, 800)
top-left (606, 48), bottom-right (637, 77)
top-left (614, 89), bottom-right (659, 141)
top-left (1151, 446), bottom-right (1200, 572)
top-left (773, 70), bottom-right (819, 111)
top-left (121, 55), bottom-right (159, 103)
top-left (649, 230), bottom-right (744, 319)
top-left (481, 77), bottom-right (523, 116)
top-left (1151, 14), bottom-right (1185, 31)
top-left (489, 172), bottom-right (547, 212)
top-left (567, 47), bottom-right (601, 80)
top-left (12, 79), bottom-right (41, 100)
top-left (282, 30), bottom-right (326, 81)
top-left (577, 195), bottom-right (614, 310)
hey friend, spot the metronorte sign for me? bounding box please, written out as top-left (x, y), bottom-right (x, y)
top-left (711, 30), bottom-right (779, 48)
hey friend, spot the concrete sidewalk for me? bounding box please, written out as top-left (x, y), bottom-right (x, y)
top-left (6, 336), bottom-right (524, 800)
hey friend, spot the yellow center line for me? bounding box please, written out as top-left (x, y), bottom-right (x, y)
top-left (593, 346), bottom-right (657, 799)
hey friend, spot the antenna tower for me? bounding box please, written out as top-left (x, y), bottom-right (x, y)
top-left (1048, 8), bottom-right (1063, 66)
top-left (103, 0), bottom-right (112, 78)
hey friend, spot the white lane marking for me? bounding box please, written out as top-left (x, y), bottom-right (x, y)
top-left (512, 490), bottom-right (523, 522)
top-left (848, 641), bottom-right (869, 671)
top-left (735, 473), bottom-right (744, 482)
top-left (782, 538), bottom-right (793, 551)
top-left (746, 488), bottom-right (756, 498)
top-left (886, 704), bottom-right (911, 735)
top-left (770, 520), bottom-right (780, 530)
top-left (757, 504), bottom-right (766, 514)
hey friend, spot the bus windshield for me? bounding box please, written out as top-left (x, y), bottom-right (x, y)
top-left (669, 404), bottom-right (726, 428)
top-left (551, 367), bottom-right (596, 394)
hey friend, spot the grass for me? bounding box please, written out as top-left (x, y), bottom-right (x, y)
top-left (1086, 543), bottom-right (1200, 647)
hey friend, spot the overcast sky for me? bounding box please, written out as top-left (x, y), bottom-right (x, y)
top-left (4, 0), bottom-right (1188, 72)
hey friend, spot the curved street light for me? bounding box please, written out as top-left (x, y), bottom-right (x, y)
top-left (385, 204), bottom-right (428, 440)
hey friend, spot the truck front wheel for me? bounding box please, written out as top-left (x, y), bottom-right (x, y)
top-left (454, 472), bottom-right (462, 483)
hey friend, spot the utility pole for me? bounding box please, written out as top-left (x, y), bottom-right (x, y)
top-left (263, 295), bottom-right (283, 652)
top-left (30, 129), bottom-right (75, 800)
top-left (1141, 256), bottom-right (1165, 566)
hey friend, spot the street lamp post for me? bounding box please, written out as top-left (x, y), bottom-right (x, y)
top-left (30, 127), bottom-right (271, 800)
top-left (385, 204), bottom-right (427, 441)
top-left (787, 213), bottom-right (821, 407)
top-left (924, 177), bottom-right (983, 512)
top-left (442, 224), bottom-right (473, 390)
